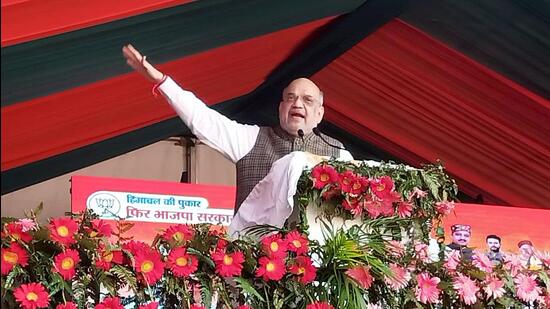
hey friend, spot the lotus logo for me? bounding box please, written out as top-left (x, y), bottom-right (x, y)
top-left (86, 192), bottom-right (121, 218)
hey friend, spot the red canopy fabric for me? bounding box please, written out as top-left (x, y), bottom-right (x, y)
top-left (1, 18), bottom-right (334, 170)
top-left (1, 0), bottom-right (191, 46)
top-left (315, 19), bottom-right (550, 208)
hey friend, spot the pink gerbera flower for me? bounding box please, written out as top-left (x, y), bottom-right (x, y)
top-left (415, 273), bottom-right (441, 304)
top-left (17, 218), bottom-right (38, 232)
top-left (386, 240), bottom-right (405, 258)
top-left (384, 263), bottom-right (411, 290)
top-left (397, 201), bottom-right (413, 218)
top-left (363, 198), bottom-right (381, 219)
top-left (503, 253), bottom-right (525, 277)
top-left (435, 201), bottom-right (455, 215)
top-left (345, 265), bottom-right (373, 289)
top-left (452, 273), bottom-right (479, 305)
top-left (138, 302), bottom-right (159, 309)
top-left (514, 273), bottom-right (542, 303)
top-left (444, 250), bottom-right (461, 272)
top-left (342, 198), bottom-right (363, 217)
top-left (306, 302), bottom-right (334, 309)
top-left (483, 274), bottom-right (505, 300)
top-left (414, 241), bottom-right (431, 263)
top-left (472, 250), bottom-right (493, 273)
top-left (409, 187), bottom-right (427, 199)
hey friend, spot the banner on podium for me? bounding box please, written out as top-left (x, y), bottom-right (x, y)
top-left (71, 175), bottom-right (236, 242)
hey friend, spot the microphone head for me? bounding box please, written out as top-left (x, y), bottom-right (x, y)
top-left (297, 129), bottom-right (304, 137)
top-left (312, 127), bottom-right (321, 136)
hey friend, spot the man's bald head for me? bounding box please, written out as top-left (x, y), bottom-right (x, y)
top-left (278, 78), bottom-right (325, 136)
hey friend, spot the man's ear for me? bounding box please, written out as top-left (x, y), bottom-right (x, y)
top-left (318, 105), bottom-right (325, 120)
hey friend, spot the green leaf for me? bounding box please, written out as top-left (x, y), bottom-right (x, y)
top-left (234, 277), bottom-right (265, 302)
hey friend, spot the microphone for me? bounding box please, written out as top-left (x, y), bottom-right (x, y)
top-left (312, 127), bottom-right (346, 150)
top-left (297, 129), bottom-right (305, 151)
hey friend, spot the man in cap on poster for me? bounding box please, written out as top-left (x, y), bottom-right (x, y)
top-left (517, 240), bottom-right (542, 271)
top-left (445, 224), bottom-right (474, 260)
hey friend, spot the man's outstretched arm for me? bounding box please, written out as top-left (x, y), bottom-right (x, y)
top-left (122, 44), bottom-right (259, 163)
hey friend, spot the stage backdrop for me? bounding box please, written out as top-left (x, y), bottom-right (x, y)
top-left (443, 203), bottom-right (550, 253)
top-left (72, 175), bottom-right (549, 252)
top-left (71, 175), bottom-right (235, 243)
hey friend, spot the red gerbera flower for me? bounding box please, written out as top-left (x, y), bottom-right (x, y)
top-left (321, 187), bottom-right (340, 201)
top-left (3, 222), bottom-right (33, 242)
top-left (56, 302), bottom-right (78, 309)
top-left (237, 306), bottom-right (252, 309)
top-left (260, 233), bottom-right (288, 258)
top-left (288, 256), bottom-right (317, 284)
top-left (123, 240), bottom-right (151, 256)
top-left (342, 198), bottom-right (363, 217)
top-left (211, 250), bottom-right (245, 277)
top-left (311, 164), bottom-right (339, 189)
top-left (53, 249), bottom-right (80, 280)
top-left (162, 224), bottom-right (194, 245)
top-left (306, 302), bottom-right (334, 309)
top-left (189, 305), bottom-right (206, 309)
top-left (338, 170), bottom-right (357, 193)
top-left (370, 176), bottom-right (395, 199)
top-left (1, 243), bottom-right (29, 275)
top-left (87, 219), bottom-right (112, 238)
top-left (94, 297), bottom-right (124, 309)
top-left (216, 238), bottom-right (229, 251)
top-left (133, 249), bottom-right (164, 284)
top-left (345, 265), bottom-right (374, 289)
top-left (167, 246), bottom-right (198, 277)
top-left (256, 256), bottom-right (286, 281)
top-left (397, 201), bottom-right (413, 218)
top-left (49, 217), bottom-right (79, 246)
top-left (285, 230), bottom-right (309, 255)
top-left (349, 175), bottom-right (369, 196)
top-left (13, 282), bottom-right (50, 309)
top-left (138, 302), bottom-right (159, 309)
top-left (95, 245), bottom-right (123, 271)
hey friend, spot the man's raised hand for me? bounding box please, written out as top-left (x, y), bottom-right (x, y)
top-left (122, 44), bottom-right (164, 83)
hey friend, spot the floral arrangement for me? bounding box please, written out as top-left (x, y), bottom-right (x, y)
top-left (2, 160), bottom-right (549, 308)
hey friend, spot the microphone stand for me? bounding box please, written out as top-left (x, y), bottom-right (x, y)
top-left (312, 127), bottom-right (346, 150)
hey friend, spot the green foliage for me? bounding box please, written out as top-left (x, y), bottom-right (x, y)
top-left (1, 162), bottom-right (547, 308)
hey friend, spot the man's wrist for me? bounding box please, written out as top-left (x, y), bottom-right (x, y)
top-left (152, 74), bottom-right (168, 96)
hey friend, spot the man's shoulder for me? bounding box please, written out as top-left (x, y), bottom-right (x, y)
top-left (320, 132), bottom-right (344, 146)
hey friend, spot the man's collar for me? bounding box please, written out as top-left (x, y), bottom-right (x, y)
top-left (274, 126), bottom-right (315, 141)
